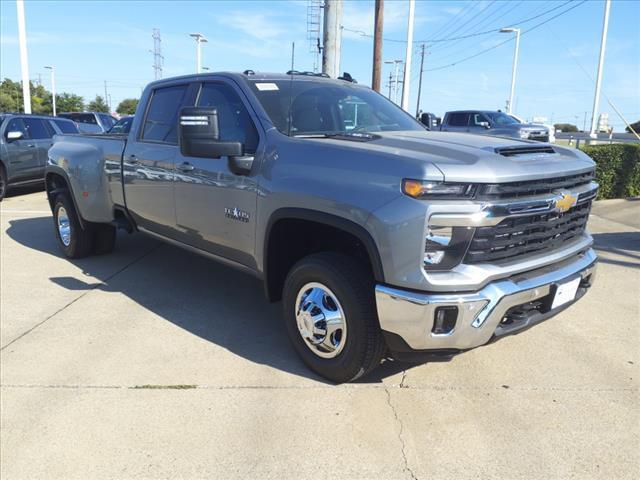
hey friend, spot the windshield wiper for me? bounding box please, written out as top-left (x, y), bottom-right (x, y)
top-left (292, 132), bottom-right (379, 141)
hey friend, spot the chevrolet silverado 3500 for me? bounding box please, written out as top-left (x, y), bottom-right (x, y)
top-left (46, 72), bottom-right (598, 382)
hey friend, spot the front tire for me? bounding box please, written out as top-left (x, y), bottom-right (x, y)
top-left (52, 192), bottom-right (93, 258)
top-left (0, 165), bottom-right (7, 201)
top-left (282, 252), bottom-right (385, 383)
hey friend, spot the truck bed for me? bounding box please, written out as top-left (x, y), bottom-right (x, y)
top-left (47, 134), bottom-right (128, 224)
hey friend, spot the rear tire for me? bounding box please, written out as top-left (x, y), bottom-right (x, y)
top-left (91, 223), bottom-right (116, 254)
top-left (282, 252), bottom-right (386, 383)
top-left (52, 191), bottom-right (93, 258)
top-left (0, 165), bottom-right (7, 201)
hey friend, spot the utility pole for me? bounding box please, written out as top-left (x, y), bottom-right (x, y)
top-left (590, 0), bottom-right (611, 139)
top-left (415, 44), bottom-right (426, 117)
top-left (291, 41), bottom-right (295, 71)
top-left (583, 111), bottom-right (588, 132)
top-left (500, 27), bottom-right (521, 114)
top-left (387, 72), bottom-right (393, 98)
top-left (401, 0), bottom-right (415, 111)
top-left (44, 65), bottom-right (56, 116)
top-left (322, 0), bottom-right (343, 78)
top-left (104, 80), bottom-right (109, 111)
top-left (151, 29), bottom-right (164, 80)
top-left (16, 0), bottom-right (31, 113)
top-left (385, 60), bottom-right (403, 104)
top-left (371, 0), bottom-right (384, 92)
top-left (189, 33), bottom-right (208, 73)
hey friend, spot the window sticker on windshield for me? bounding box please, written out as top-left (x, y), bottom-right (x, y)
top-left (255, 82), bottom-right (279, 91)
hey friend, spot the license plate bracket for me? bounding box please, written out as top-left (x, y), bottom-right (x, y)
top-left (551, 276), bottom-right (581, 310)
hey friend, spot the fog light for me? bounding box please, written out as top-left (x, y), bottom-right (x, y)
top-left (432, 306), bottom-right (458, 335)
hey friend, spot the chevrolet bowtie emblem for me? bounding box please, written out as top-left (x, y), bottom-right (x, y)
top-left (555, 193), bottom-right (577, 213)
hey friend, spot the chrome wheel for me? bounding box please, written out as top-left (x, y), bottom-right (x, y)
top-left (57, 206), bottom-right (71, 246)
top-left (295, 282), bottom-right (347, 359)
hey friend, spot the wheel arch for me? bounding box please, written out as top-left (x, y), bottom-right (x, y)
top-left (263, 208), bottom-right (385, 302)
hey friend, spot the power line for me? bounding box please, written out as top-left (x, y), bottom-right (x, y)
top-left (341, 0), bottom-right (575, 45)
top-left (424, 0), bottom-right (588, 72)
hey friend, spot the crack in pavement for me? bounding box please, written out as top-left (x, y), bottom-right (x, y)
top-left (1, 383), bottom-right (635, 392)
top-left (0, 244), bottom-right (162, 352)
top-left (385, 388), bottom-right (418, 480)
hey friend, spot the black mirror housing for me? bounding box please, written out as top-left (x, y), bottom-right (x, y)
top-left (179, 107), bottom-right (243, 158)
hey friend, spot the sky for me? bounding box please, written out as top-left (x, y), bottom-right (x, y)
top-left (0, 0), bottom-right (638, 129)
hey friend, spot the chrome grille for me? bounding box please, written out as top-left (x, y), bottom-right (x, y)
top-left (465, 201), bottom-right (592, 264)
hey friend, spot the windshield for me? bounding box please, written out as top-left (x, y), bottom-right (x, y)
top-left (485, 112), bottom-right (520, 126)
top-left (248, 79), bottom-right (424, 136)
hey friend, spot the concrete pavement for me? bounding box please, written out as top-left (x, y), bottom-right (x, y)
top-left (1, 191), bottom-right (638, 479)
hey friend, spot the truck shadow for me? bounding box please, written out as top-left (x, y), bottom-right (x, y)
top-left (6, 216), bottom-right (410, 384)
top-left (592, 231), bottom-right (640, 270)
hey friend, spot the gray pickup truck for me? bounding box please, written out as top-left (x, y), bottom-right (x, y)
top-left (46, 72), bottom-right (598, 382)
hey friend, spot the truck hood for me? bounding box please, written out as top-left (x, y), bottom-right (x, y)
top-left (364, 130), bottom-right (594, 183)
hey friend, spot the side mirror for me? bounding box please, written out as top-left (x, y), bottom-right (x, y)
top-left (478, 121), bottom-right (490, 129)
top-left (6, 130), bottom-right (24, 141)
top-left (179, 107), bottom-right (243, 159)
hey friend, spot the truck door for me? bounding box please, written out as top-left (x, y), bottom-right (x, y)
top-left (468, 113), bottom-right (491, 134)
top-left (23, 118), bottom-right (55, 171)
top-left (123, 82), bottom-right (198, 238)
top-left (3, 117), bottom-right (41, 181)
top-left (173, 81), bottom-right (261, 269)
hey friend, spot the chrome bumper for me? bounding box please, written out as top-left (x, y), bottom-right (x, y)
top-left (376, 249), bottom-right (597, 351)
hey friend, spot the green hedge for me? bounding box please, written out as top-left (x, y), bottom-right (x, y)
top-left (580, 143), bottom-right (640, 199)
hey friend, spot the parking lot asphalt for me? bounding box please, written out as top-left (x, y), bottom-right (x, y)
top-left (1, 190), bottom-right (638, 480)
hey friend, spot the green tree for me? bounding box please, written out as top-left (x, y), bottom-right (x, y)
top-left (554, 123), bottom-right (578, 133)
top-left (56, 93), bottom-right (84, 113)
top-left (88, 95), bottom-right (109, 113)
top-left (116, 98), bottom-right (139, 115)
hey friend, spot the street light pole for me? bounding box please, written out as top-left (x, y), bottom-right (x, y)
top-left (44, 65), bottom-right (56, 116)
top-left (189, 33), bottom-right (208, 73)
top-left (500, 27), bottom-right (520, 114)
top-left (16, 0), bottom-right (31, 113)
top-left (400, 0), bottom-right (415, 111)
top-left (589, 0), bottom-right (611, 139)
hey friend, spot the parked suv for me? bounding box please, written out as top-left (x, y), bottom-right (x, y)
top-left (0, 114), bottom-right (78, 200)
top-left (58, 112), bottom-right (117, 134)
top-left (441, 110), bottom-right (550, 142)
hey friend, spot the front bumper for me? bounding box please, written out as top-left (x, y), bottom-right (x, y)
top-left (376, 248), bottom-right (597, 353)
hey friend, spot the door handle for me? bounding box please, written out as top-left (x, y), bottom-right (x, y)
top-left (176, 162), bottom-right (195, 172)
top-left (128, 154), bottom-right (140, 165)
top-left (27, 144), bottom-right (36, 148)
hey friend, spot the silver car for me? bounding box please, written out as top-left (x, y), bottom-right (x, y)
top-left (441, 110), bottom-right (550, 142)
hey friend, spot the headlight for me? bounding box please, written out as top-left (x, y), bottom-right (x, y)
top-left (402, 180), bottom-right (476, 199)
top-left (518, 130), bottom-right (530, 138)
top-left (424, 224), bottom-right (475, 270)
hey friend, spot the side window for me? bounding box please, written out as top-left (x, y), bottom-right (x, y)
top-left (448, 113), bottom-right (469, 127)
top-left (143, 84), bottom-right (189, 144)
top-left (23, 118), bottom-right (52, 139)
top-left (5, 118), bottom-right (28, 139)
top-left (197, 83), bottom-right (259, 154)
top-left (471, 113), bottom-right (489, 126)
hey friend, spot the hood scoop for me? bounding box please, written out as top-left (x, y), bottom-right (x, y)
top-left (495, 145), bottom-right (556, 157)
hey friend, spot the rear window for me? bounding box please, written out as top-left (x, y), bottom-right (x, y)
top-left (447, 113), bottom-right (469, 127)
top-left (59, 113), bottom-right (97, 125)
top-left (51, 119), bottom-right (79, 134)
top-left (142, 84), bottom-right (189, 143)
